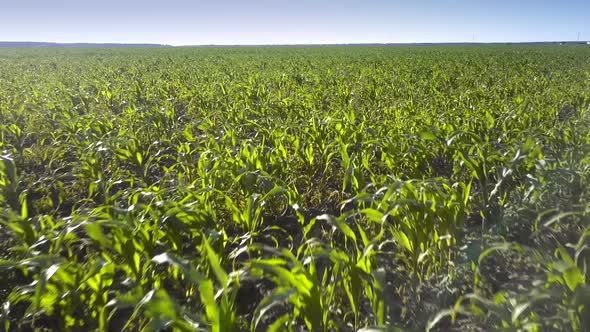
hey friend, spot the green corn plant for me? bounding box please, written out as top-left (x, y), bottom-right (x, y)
top-left (335, 134), bottom-right (365, 194)
top-left (362, 179), bottom-right (470, 278)
top-left (248, 243), bottom-right (337, 332)
top-left (223, 185), bottom-right (287, 234)
top-left (2, 124), bottom-right (29, 159)
top-left (433, 213), bottom-right (590, 332)
top-left (149, 235), bottom-right (238, 332)
top-left (113, 137), bottom-right (162, 185)
top-left (315, 213), bottom-right (386, 329)
top-left (0, 154), bottom-right (20, 211)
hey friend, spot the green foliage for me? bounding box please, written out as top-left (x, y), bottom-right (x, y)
top-left (0, 45), bottom-right (589, 331)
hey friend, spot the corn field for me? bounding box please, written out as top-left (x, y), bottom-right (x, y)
top-left (1, 46), bottom-right (590, 331)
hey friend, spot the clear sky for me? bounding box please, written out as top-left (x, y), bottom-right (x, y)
top-left (1, 0), bottom-right (589, 45)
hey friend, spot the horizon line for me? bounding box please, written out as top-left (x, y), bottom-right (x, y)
top-left (1, 40), bottom-right (589, 48)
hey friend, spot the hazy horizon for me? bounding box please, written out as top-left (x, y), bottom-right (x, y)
top-left (1, 0), bottom-right (589, 46)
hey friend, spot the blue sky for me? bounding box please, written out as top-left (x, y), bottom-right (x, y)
top-left (1, 0), bottom-right (588, 45)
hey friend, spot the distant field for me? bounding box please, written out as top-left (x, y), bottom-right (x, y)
top-left (1, 46), bottom-right (589, 331)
